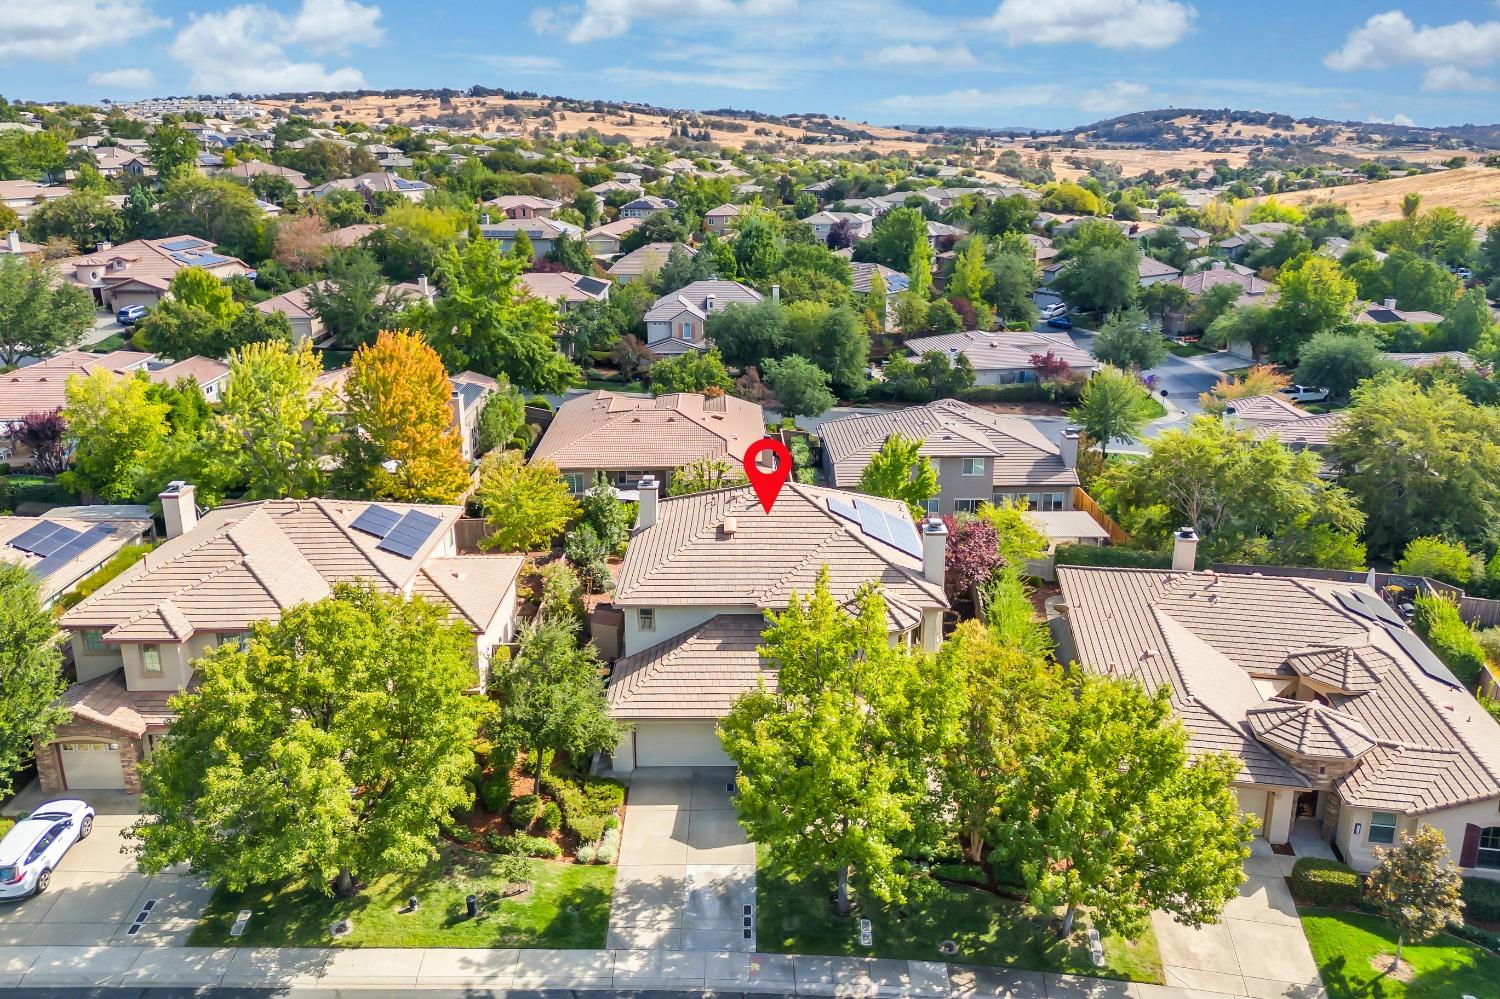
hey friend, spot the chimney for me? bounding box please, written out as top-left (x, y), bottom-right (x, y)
top-left (922, 517), bottom-right (948, 589)
top-left (705, 293), bottom-right (716, 313)
top-left (418, 273), bottom-right (429, 297)
top-left (1211, 260), bottom-right (1224, 271)
top-left (159, 480), bottom-right (198, 539)
top-left (771, 284), bottom-right (780, 305)
top-left (96, 241), bottom-right (112, 252)
top-left (1060, 425), bottom-right (1080, 469)
top-left (480, 213), bottom-right (491, 225)
top-left (637, 475), bottom-right (659, 530)
top-left (1172, 526), bottom-right (1199, 572)
top-left (1383, 297), bottom-right (1397, 310)
top-left (4, 231), bottom-right (18, 252)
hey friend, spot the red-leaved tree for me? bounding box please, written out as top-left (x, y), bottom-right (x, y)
top-left (941, 514), bottom-right (1001, 603)
top-left (11, 409), bottom-right (67, 476)
top-left (1030, 351), bottom-right (1071, 383)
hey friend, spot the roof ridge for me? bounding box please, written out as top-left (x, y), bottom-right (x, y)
top-left (416, 563), bottom-right (481, 630)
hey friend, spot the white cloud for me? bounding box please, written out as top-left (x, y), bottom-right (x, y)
top-left (1, 1), bottom-right (169, 61)
top-left (478, 55), bottom-right (565, 73)
top-left (874, 44), bottom-right (977, 67)
top-left (1078, 80), bottom-right (1151, 113)
top-left (1368, 112), bottom-right (1417, 126)
top-left (1325, 11), bottom-right (1500, 71)
top-left (89, 67), bottom-right (158, 91)
top-left (983, 0), bottom-right (1195, 50)
top-left (881, 80), bottom-right (1150, 116)
top-left (1421, 65), bottom-right (1498, 92)
top-left (547, 0), bottom-right (796, 44)
top-left (169, 0), bottom-right (383, 93)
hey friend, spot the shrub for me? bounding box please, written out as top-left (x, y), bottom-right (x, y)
top-left (544, 774), bottom-right (625, 843)
top-left (576, 843), bottom-right (598, 864)
top-left (1462, 876), bottom-right (1500, 924)
top-left (1054, 543), bottom-right (1171, 569)
top-left (489, 832), bottom-right (561, 859)
top-left (453, 779), bottom-right (477, 818)
top-left (486, 744), bottom-right (515, 774)
top-left (509, 794), bottom-right (541, 830)
top-left (538, 801), bottom-right (562, 833)
top-left (448, 824), bottom-right (476, 844)
top-left (1396, 536), bottom-right (1480, 586)
top-left (593, 827), bottom-right (620, 864)
top-left (1290, 857), bottom-right (1362, 906)
top-left (1413, 593), bottom-right (1488, 688)
top-left (481, 776), bottom-right (511, 814)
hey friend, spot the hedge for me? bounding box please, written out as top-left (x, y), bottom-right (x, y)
top-left (1413, 593), bottom-right (1487, 689)
top-left (509, 794), bottom-right (541, 830)
top-left (542, 773), bottom-right (625, 844)
top-left (480, 776), bottom-right (511, 814)
top-left (1290, 857), bottom-right (1362, 907)
top-left (488, 832), bottom-right (560, 858)
top-left (1054, 543), bottom-right (1171, 569)
top-left (1463, 875), bottom-right (1500, 924)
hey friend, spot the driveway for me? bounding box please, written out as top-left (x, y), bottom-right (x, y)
top-left (1150, 839), bottom-right (1325, 998)
top-left (0, 784), bottom-right (212, 947)
top-left (609, 767), bottom-right (756, 953)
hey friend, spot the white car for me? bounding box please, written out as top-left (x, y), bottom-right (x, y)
top-left (1040, 302), bottom-right (1068, 320)
top-left (1280, 384), bottom-right (1330, 403)
top-left (0, 799), bottom-right (95, 900)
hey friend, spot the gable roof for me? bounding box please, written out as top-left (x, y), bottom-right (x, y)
top-left (607, 241), bottom-right (691, 278)
top-left (608, 613), bottom-right (767, 719)
top-left (903, 330), bottom-right (1096, 375)
top-left (531, 390), bottom-right (765, 473)
top-left (1224, 393), bottom-right (1307, 422)
top-left (644, 280), bottom-right (763, 323)
top-left (518, 271), bottom-right (610, 305)
top-left (850, 261), bottom-right (908, 296)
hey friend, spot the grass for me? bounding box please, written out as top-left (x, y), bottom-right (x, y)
top-left (1166, 342), bottom-right (1213, 358)
top-left (579, 376), bottom-right (646, 394)
top-left (1141, 396), bottom-right (1169, 420)
top-left (90, 332), bottom-right (130, 353)
top-left (755, 852), bottom-right (1162, 984)
top-left (1301, 908), bottom-right (1500, 998)
top-left (189, 848), bottom-right (614, 949)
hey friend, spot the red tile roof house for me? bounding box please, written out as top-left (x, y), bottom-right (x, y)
top-left (40, 484), bottom-right (522, 793)
top-left (604, 479), bottom-right (949, 772)
top-left (1056, 534), bottom-right (1500, 877)
top-left (57, 235), bottom-right (250, 313)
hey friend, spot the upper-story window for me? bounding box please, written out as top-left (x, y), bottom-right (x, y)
top-left (82, 629), bottom-right (108, 653)
top-left (1478, 826), bottom-right (1500, 869)
top-left (637, 608), bottom-right (655, 632)
top-left (141, 644), bottom-right (163, 674)
top-left (961, 457), bottom-right (984, 477)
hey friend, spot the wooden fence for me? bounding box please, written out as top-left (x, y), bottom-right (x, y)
top-left (1070, 487), bottom-right (1129, 546)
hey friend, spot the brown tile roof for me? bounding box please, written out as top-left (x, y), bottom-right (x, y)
top-left (412, 555), bottom-right (523, 632)
top-left (607, 242), bottom-right (692, 278)
top-left (608, 614), bottom-right (768, 718)
top-left (61, 672), bottom-right (178, 737)
top-left (0, 350), bottom-right (151, 423)
top-left (1247, 698), bottom-right (1377, 760)
top-left (148, 356), bottom-right (229, 388)
top-left (819, 398), bottom-right (1079, 491)
top-left (58, 235), bottom-right (247, 292)
top-left (1224, 394), bottom-right (1306, 422)
top-left (1252, 412), bottom-right (1347, 449)
top-left (1285, 644), bottom-right (1386, 692)
top-left (530, 390), bottom-right (765, 473)
top-left (903, 330), bottom-right (1096, 376)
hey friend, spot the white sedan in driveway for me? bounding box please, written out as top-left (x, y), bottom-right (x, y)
top-left (0, 799), bottom-right (95, 900)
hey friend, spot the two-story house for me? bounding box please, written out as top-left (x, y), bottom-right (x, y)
top-left (620, 195), bottom-right (676, 220)
top-left (42, 484), bottom-right (522, 792)
top-left (478, 215), bottom-right (583, 257)
top-left (802, 210), bottom-right (874, 243)
top-left (484, 194), bottom-right (561, 219)
top-left (58, 236), bottom-right (251, 312)
top-left (820, 398), bottom-right (1082, 514)
top-left (605, 479), bottom-right (949, 771)
top-left (703, 203), bottom-right (742, 234)
top-left (643, 280), bottom-right (763, 355)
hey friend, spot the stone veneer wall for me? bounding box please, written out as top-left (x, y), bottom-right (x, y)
top-left (33, 718), bottom-right (143, 794)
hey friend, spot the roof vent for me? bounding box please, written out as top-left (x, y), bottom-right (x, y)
top-left (723, 516), bottom-right (738, 536)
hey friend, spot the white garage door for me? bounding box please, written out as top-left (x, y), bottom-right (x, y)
top-left (635, 722), bottom-right (734, 768)
top-left (1237, 787), bottom-right (1269, 838)
top-left (59, 741), bottom-right (126, 790)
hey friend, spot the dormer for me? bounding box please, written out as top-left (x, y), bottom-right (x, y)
top-left (1283, 643), bottom-right (1385, 696)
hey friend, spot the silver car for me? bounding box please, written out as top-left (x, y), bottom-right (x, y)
top-left (0, 799), bottom-right (95, 900)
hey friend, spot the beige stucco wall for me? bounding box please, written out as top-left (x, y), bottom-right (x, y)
top-left (1338, 797), bottom-right (1500, 878)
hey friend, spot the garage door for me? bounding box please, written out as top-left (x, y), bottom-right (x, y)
top-left (635, 722), bottom-right (734, 768)
top-left (59, 741), bottom-right (126, 790)
top-left (1237, 787), bottom-right (1269, 838)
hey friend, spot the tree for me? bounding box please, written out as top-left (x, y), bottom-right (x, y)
top-left (1363, 825), bottom-right (1464, 969)
top-left (146, 124), bottom-right (199, 183)
top-left (707, 300), bottom-right (790, 368)
top-left (986, 248), bottom-right (1040, 325)
top-left (941, 515), bottom-right (1000, 603)
top-left (272, 214), bottom-right (331, 272)
top-left (649, 349), bottom-right (732, 396)
top-left (1091, 306), bottom-right (1167, 371)
top-left (362, 202), bottom-right (466, 282)
top-left (1142, 226), bottom-right (1190, 271)
top-left (339, 330), bottom-right (472, 503)
top-left (155, 176), bottom-right (268, 264)
top-left (61, 371), bottom-right (172, 502)
top-left (864, 207), bottom-right (927, 271)
top-left (1137, 281), bottom-right (1191, 322)
top-left (1068, 364), bottom-right (1158, 457)
top-left (1197, 364), bottom-right (1292, 415)
top-left (1295, 331), bottom-right (1388, 399)
top-left (652, 243), bottom-right (715, 294)
top-left (475, 377), bottom-right (526, 454)
top-left (0, 562), bottom-right (67, 800)
top-left (429, 236), bottom-right (578, 393)
top-left (474, 450), bottom-right (579, 552)
top-left (131, 583), bottom-right (488, 897)
top-left (763, 356), bottom-right (835, 418)
top-left (1201, 304), bottom-right (1276, 359)
top-left (0, 129), bottom-right (66, 180)
top-left (731, 204), bottom-right (784, 284)
top-left (23, 190), bottom-right (124, 253)
top-left (857, 434), bottom-right (938, 520)
top-left (720, 571), bottom-right (949, 916)
top-left (11, 409), bottom-right (67, 476)
top-left (1269, 256), bottom-right (1356, 362)
top-left (668, 456), bottom-right (747, 496)
top-left (908, 232), bottom-right (933, 299)
top-left (1436, 286), bottom-right (1493, 352)
top-left (1478, 221), bottom-right (1500, 287)
top-left (1051, 242), bottom-right (1138, 315)
top-left (207, 340), bottom-right (335, 499)
top-left (490, 610), bottom-right (623, 794)
top-left (977, 498), bottom-right (1049, 573)
top-left (1394, 536), bottom-right (1479, 586)
top-left (307, 250), bottom-right (405, 348)
top-left (579, 472), bottom-right (632, 555)
top-left (0, 255), bottom-right (94, 366)
top-left (1190, 282), bottom-right (1243, 333)
top-left (784, 300), bottom-right (868, 397)
top-left (1401, 191), bottom-right (1423, 220)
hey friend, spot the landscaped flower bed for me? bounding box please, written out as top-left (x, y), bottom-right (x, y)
top-left (449, 749), bottom-right (624, 864)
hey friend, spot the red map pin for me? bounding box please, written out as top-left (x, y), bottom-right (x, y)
top-left (743, 437), bottom-right (793, 514)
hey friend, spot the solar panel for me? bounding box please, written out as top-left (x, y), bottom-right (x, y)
top-left (883, 511), bottom-right (922, 559)
top-left (32, 524), bottom-right (116, 580)
top-left (855, 500), bottom-right (896, 548)
top-left (350, 504), bottom-right (402, 539)
top-left (376, 510), bottom-right (444, 559)
top-left (827, 497), bottom-right (858, 525)
top-left (1335, 589), bottom-right (1403, 627)
top-left (29, 526), bottom-right (83, 558)
top-left (160, 237), bottom-right (204, 251)
top-left (8, 521), bottom-right (66, 554)
top-left (1384, 623), bottom-right (1463, 690)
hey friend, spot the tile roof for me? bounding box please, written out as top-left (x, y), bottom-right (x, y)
top-left (1224, 394), bottom-right (1307, 422)
top-left (849, 261), bottom-right (908, 296)
top-left (819, 398), bottom-right (1079, 490)
top-left (480, 217), bottom-right (582, 241)
top-left (0, 515), bottom-right (150, 603)
top-left (607, 242), bottom-right (691, 278)
top-left (0, 350), bottom-right (153, 423)
top-left (530, 390), bottom-right (765, 473)
top-left (1138, 255), bottom-right (1182, 280)
top-left (148, 356), bottom-right (230, 388)
top-left (518, 271), bottom-right (610, 305)
top-left (644, 280), bottom-right (763, 323)
top-left (1252, 412), bottom-right (1347, 450)
top-left (61, 672), bottom-right (178, 737)
top-left (1379, 351), bottom-right (1477, 371)
top-left (412, 555), bottom-right (523, 631)
top-left (608, 614), bottom-right (768, 718)
top-left (1175, 267), bottom-right (1277, 300)
top-left (585, 217), bottom-right (642, 241)
top-left (1246, 698), bottom-right (1377, 761)
top-left (902, 330), bottom-right (1096, 376)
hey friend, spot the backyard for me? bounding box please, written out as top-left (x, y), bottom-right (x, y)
top-left (189, 848), bottom-right (614, 949)
top-left (1301, 908), bottom-right (1500, 999)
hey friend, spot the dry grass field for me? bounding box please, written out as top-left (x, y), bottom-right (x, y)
top-left (1262, 166), bottom-right (1500, 224)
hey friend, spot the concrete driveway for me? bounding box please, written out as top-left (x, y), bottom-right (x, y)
top-left (609, 767), bottom-right (756, 953)
top-left (0, 786), bottom-right (212, 947)
top-left (1150, 840), bottom-right (1325, 998)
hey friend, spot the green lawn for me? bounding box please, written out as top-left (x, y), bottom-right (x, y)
top-left (1142, 395), bottom-right (1169, 420)
top-left (90, 332), bottom-right (131, 353)
top-left (579, 376), bottom-right (646, 394)
top-left (755, 855), bottom-right (1162, 984)
top-left (1166, 342), bottom-right (1213, 358)
top-left (189, 849), bottom-right (614, 949)
top-left (1302, 908), bottom-right (1500, 999)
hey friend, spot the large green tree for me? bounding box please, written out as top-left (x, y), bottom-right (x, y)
top-left (1068, 364), bottom-right (1158, 457)
top-left (1051, 243), bottom-right (1138, 315)
top-left (61, 370), bottom-right (172, 502)
top-left (306, 250), bottom-right (405, 348)
top-left (131, 584), bottom-right (488, 897)
top-left (0, 255), bottom-right (94, 366)
top-left (857, 433), bottom-right (938, 520)
top-left (784, 300), bottom-right (868, 397)
top-left (155, 176), bottom-right (269, 264)
top-left (648, 348), bottom-right (732, 396)
top-left (474, 451), bottom-right (579, 552)
top-left (24, 189), bottom-right (124, 253)
top-left (763, 356), bottom-right (835, 418)
top-left (1090, 306), bottom-right (1167, 371)
top-left (0, 563), bottom-right (67, 799)
top-left (1268, 255), bottom-right (1356, 362)
top-left (146, 124), bottom-right (199, 183)
top-left (1294, 331), bottom-right (1388, 399)
top-left (206, 340), bottom-right (335, 499)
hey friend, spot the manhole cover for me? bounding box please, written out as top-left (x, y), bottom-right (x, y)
top-left (938, 940), bottom-right (959, 956)
top-left (329, 918), bottom-right (354, 938)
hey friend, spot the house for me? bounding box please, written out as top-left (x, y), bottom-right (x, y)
top-left (1056, 549), bottom-right (1500, 876)
top-left (1137, 254), bottom-right (1183, 287)
top-left (43, 486), bottom-right (524, 792)
top-left (0, 513), bottom-right (152, 606)
top-left (1023, 509), bottom-right (1110, 575)
top-left (1357, 299), bottom-right (1445, 326)
top-left (585, 217), bottom-right (642, 257)
top-left (1022, 233), bottom-right (1058, 264)
top-left (147, 356), bottom-right (231, 403)
top-left (802, 210), bottom-right (874, 243)
top-left (530, 390), bottom-right (765, 493)
top-left (644, 279), bottom-right (763, 355)
top-left (1252, 411), bottom-right (1348, 472)
top-left (1165, 263), bottom-right (1278, 334)
top-left (850, 261), bottom-right (907, 330)
top-left (902, 329), bottom-right (1097, 385)
top-left (1174, 226), bottom-right (1213, 250)
top-left (1221, 394), bottom-right (1309, 431)
top-left (606, 241), bottom-right (689, 284)
top-left (1379, 351), bottom-right (1477, 371)
top-left (58, 235), bottom-right (250, 312)
top-left (926, 220), bottom-right (963, 249)
top-left (449, 371), bottom-right (498, 462)
top-left (518, 271), bottom-right (611, 312)
top-left (484, 194), bottom-right (560, 219)
top-left (218, 160), bottom-right (310, 191)
top-left (589, 180), bottom-right (643, 199)
top-left (820, 399), bottom-right (1081, 515)
top-left (703, 203), bottom-right (742, 235)
top-left (0, 230), bottom-right (44, 259)
top-left (310, 172), bottom-right (431, 205)
top-left (605, 480), bottom-right (949, 771)
top-left (255, 285), bottom-right (325, 344)
top-left (477, 215), bottom-right (582, 256)
top-left (619, 195), bottom-right (676, 219)
top-left (90, 147), bottom-right (150, 180)
top-left (0, 180), bottom-right (70, 218)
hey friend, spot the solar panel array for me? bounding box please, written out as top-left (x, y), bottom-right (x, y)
top-left (825, 497), bottom-right (922, 559)
top-left (350, 504), bottom-right (402, 539)
top-left (376, 511), bottom-right (443, 559)
top-left (33, 524), bottom-right (117, 579)
top-left (160, 237), bottom-right (205, 252)
top-left (1335, 589), bottom-right (1403, 627)
top-left (1384, 623), bottom-right (1463, 690)
top-left (8, 521), bottom-right (82, 557)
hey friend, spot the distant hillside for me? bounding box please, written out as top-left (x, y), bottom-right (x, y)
top-left (1259, 165), bottom-right (1500, 226)
top-left (1065, 108), bottom-right (1500, 152)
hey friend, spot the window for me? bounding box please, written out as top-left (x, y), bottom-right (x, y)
top-left (637, 609), bottom-right (655, 632)
top-left (960, 457), bottom-right (984, 477)
top-left (953, 499), bottom-right (981, 514)
top-left (1368, 811), bottom-right (1397, 845)
top-left (923, 498), bottom-right (940, 516)
top-left (564, 473), bottom-right (588, 494)
top-left (82, 629), bottom-right (108, 653)
top-left (218, 632), bottom-right (250, 652)
top-left (1478, 827), bottom-right (1500, 870)
top-left (680, 321), bottom-right (693, 340)
top-left (141, 644), bottom-right (162, 674)
top-left (1037, 492), bottom-right (1066, 512)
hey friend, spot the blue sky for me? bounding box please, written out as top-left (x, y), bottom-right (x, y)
top-left (8, 1), bottom-right (1500, 129)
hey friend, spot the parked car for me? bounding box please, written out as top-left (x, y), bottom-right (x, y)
top-left (0, 799), bottom-right (94, 900)
top-left (1045, 315), bottom-right (1073, 330)
top-left (1040, 302), bottom-right (1068, 320)
top-left (1280, 384), bottom-right (1329, 403)
top-left (116, 305), bottom-right (147, 325)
